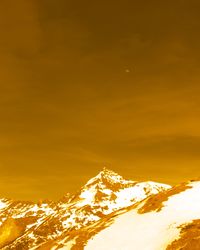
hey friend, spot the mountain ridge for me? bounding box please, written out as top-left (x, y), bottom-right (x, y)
top-left (0, 168), bottom-right (171, 249)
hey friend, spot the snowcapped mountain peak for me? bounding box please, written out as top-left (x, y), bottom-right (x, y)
top-left (97, 167), bottom-right (121, 180)
top-left (98, 167), bottom-right (125, 179)
top-left (75, 168), bottom-right (171, 215)
top-left (85, 167), bottom-right (135, 190)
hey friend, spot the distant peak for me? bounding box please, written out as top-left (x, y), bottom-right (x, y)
top-left (85, 168), bottom-right (135, 189)
top-left (95, 168), bottom-right (127, 183)
top-left (99, 167), bottom-right (119, 177)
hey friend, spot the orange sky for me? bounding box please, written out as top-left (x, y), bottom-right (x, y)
top-left (1, 0), bottom-right (200, 200)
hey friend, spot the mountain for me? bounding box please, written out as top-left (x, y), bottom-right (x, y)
top-left (0, 168), bottom-right (170, 249)
top-left (72, 180), bottom-right (200, 250)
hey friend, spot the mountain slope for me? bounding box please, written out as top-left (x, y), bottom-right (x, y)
top-left (77, 180), bottom-right (200, 250)
top-left (0, 168), bottom-right (170, 249)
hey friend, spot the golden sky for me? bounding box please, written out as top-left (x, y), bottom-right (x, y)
top-left (1, 0), bottom-right (200, 200)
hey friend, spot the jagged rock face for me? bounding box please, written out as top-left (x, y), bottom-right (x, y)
top-left (0, 168), bottom-right (170, 249)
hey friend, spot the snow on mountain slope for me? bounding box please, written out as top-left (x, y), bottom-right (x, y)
top-left (81, 180), bottom-right (200, 250)
top-left (70, 168), bottom-right (170, 214)
top-left (0, 168), bottom-right (170, 249)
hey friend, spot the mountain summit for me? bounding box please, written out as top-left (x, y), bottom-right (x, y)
top-left (84, 167), bottom-right (136, 189)
top-left (0, 169), bottom-right (171, 249)
top-left (76, 168), bottom-right (170, 215)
